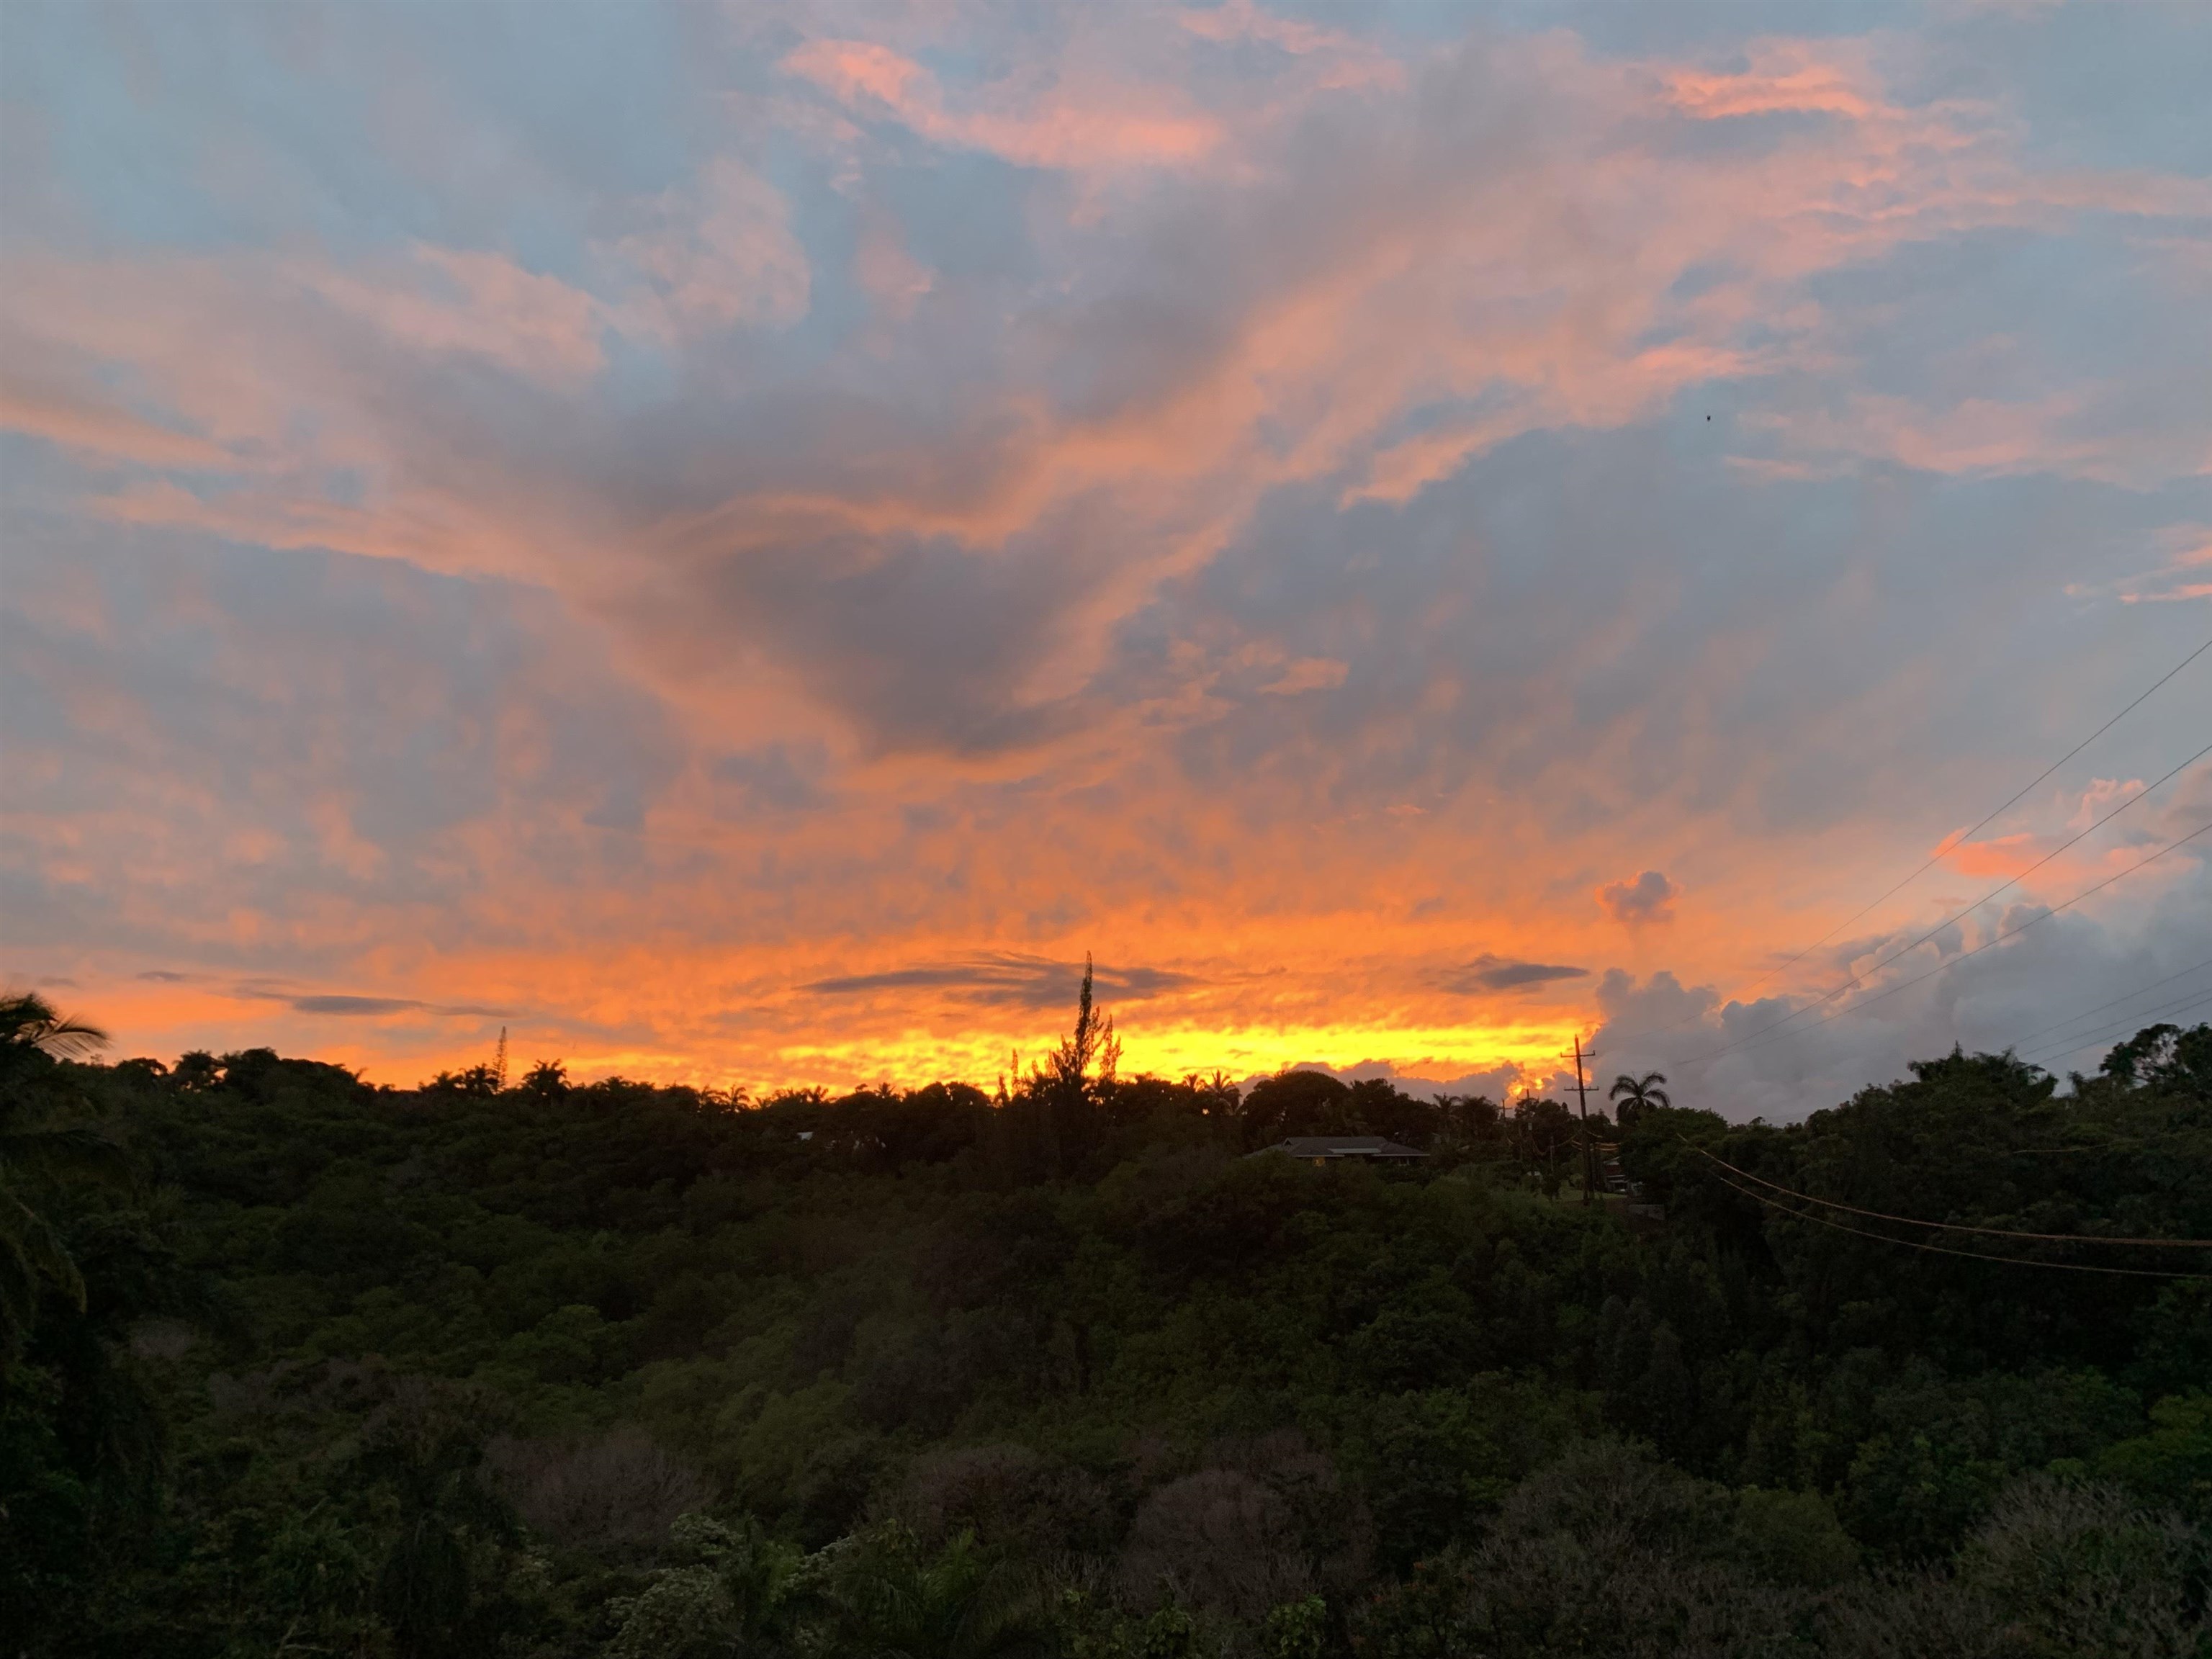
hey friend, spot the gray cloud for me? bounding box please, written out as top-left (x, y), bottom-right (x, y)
top-left (711, 741), bottom-right (833, 814)
top-left (1435, 954), bottom-right (1590, 994)
top-left (227, 984), bottom-right (513, 1020)
top-left (802, 953), bottom-right (1201, 1010)
top-left (1597, 871), bottom-right (1678, 927)
top-left (1592, 847), bottom-right (2212, 1122)
top-left (287, 995), bottom-right (429, 1017)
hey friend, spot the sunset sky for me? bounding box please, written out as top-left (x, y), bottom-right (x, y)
top-left (3, 2), bottom-right (2208, 1117)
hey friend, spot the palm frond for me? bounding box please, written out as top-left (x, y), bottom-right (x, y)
top-left (0, 992), bottom-right (109, 1058)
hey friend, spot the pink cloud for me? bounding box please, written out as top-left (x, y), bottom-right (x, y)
top-left (853, 201), bottom-right (934, 325)
top-left (783, 38), bottom-right (1224, 170)
top-left (2114, 529), bottom-right (2212, 606)
top-left (0, 379), bottom-right (235, 471)
top-left (14, 21), bottom-right (2203, 657)
top-left (1178, 0), bottom-right (1406, 89)
top-left (1179, 0), bottom-right (1349, 57)
top-left (297, 245), bottom-right (606, 382)
top-left (1660, 41), bottom-right (1881, 121)
top-left (601, 156), bottom-right (811, 336)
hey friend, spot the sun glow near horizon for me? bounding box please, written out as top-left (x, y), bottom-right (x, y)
top-left (63, 956), bottom-right (1593, 1097)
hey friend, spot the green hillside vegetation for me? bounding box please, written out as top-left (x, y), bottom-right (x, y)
top-left (4, 984), bottom-right (2209, 1657)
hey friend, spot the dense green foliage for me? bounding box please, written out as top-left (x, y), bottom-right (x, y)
top-left (5, 989), bottom-right (2210, 1657)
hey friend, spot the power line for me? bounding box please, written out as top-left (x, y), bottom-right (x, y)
top-left (1680, 821), bottom-right (2212, 1068)
top-left (1996, 1125), bottom-right (2212, 1158)
top-left (2019, 984), bottom-right (2212, 1059)
top-left (2026, 986), bottom-right (2212, 1066)
top-left (1674, 737), bottom-right (2212, 1060)
top-left (1603, 634), bottom-right (2212, 1047)
top-left (2018, 988), bottom-right (2212, 1067)
top-left (1700, 1166), bottom-right (2212, 1279)
top-left (1998, 956), bottom-right (2212, 1056)
top-left (2020, 1005), bottom-right (2212, 1074)
top-left (1686, 1144), bottom-right (2212, 1247)
top-left (1671, 819), bottom-right (2212, 1068)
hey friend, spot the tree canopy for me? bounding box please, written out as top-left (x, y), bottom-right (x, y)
top-left (4, 989), bottom-right (2207, 1656)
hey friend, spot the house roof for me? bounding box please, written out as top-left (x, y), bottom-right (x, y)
top-left (1252, 1136), bottom-right (1427, 1160)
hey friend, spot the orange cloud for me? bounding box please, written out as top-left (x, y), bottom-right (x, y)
top-left (1942, 832), bottom-right (2037, 879)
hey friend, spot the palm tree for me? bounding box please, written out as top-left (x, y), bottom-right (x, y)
top-left (1, 992), bottom-right (124, 1358)
top-left (0, 992), bottom-right (109, 1061)
top-left (1607, 1071), bottom-right (1671, 1127)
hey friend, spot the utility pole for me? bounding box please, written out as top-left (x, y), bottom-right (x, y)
top-left (1570, 1033), bottom-right (1594, 1206)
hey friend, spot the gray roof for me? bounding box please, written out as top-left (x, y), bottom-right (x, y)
top-left (1252, 1136), bottom-right (1427, 1160)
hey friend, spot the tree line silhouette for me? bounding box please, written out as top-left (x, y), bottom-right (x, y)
top-left (4, 976), bottom-right (2208, 1656)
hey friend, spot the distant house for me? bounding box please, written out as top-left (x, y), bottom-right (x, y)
top-left (1250, 1136), bottom-right (1426, 1166)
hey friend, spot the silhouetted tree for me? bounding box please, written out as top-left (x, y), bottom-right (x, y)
top-left (1607, 1071), bottom-right (1671, 1127)
top-left (518, 1058), bottom-right (570, 1102)
top-left (0, 993), bottom-right (107, 1062)
top-left (1015, 956), bottom-right (1121, 1179)
top-left (423, 1064), bottom-right (501, 1099)
top-left (1238, 1070), bottom-right (1353, 1146)
top-left (0, 992), bottom-right (123, 1358)
top-left (170, 1049), bottom-right (220, 1091)
top-left (13, 992), bottom-right (2212, 1655)
top-left (1042, 955), bottom-right (1120, 1097)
